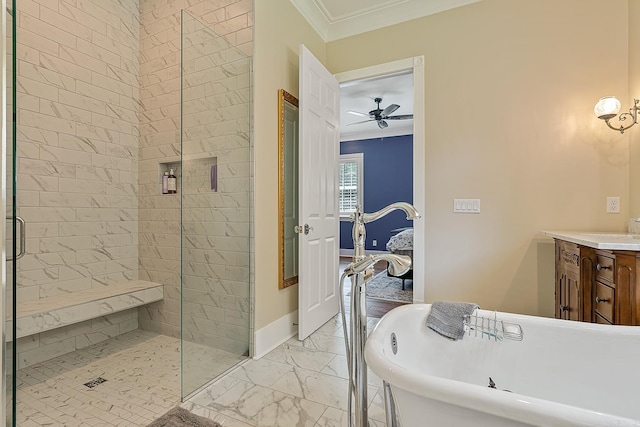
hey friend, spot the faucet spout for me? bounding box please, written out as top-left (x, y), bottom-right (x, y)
top-left (344, 253), bottom-right (412, 277)
top-left (361, 202), bottom-right (420, 224)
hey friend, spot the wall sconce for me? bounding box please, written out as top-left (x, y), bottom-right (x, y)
top-left (594, 96), bottom-right (640, 134)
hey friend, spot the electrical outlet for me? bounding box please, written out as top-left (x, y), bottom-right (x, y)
top-left (372, 239), bottom-right (377, 247)
top-left (607, 197), bottom-right (620, 213)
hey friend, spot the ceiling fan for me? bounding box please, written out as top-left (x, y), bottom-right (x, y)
top-left (347, 97), bottom-right (413, 129)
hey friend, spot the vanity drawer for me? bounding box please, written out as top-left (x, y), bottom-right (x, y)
top-left (595, 253), bottom-right (614, 283)
top-left (594, 281), bottom-right (615, 323)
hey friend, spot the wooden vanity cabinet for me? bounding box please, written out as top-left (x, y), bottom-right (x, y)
top-left (554, 239), bottom-right (640, 325)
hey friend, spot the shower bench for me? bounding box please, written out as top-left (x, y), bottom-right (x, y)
top-left (6, 280), bottom-right (163, 341)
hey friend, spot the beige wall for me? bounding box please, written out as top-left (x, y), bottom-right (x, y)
top-left (326, 0), bottom-right (630, 315)
top-left (253, 0), bottom-right (325, 328)
top-left (629, 0), bottom-right (640, 217)
top-left (253, 0), bottom-right (634, 327)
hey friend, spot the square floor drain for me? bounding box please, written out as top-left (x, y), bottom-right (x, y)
top-left (84, 377), bottom-right (107, 388)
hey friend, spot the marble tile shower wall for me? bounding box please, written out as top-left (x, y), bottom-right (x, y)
top-left (137, 0), bottom-right (253, 355)
top-left (9, 0), bottom-right (141, 366)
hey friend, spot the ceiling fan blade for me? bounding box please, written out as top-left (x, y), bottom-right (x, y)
top-left (347, 110), bottom-right (370, 117)
top-left (380, 104), bottom-right (400, 117)
top-left (377, 120), bottom-right (388, 129)
top-left (386, 114), bottom-right (413, 120)
top-left (347, 119), bottom-right (375, 126)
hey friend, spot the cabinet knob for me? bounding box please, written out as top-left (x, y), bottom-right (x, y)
top-left (595, 297), bottom-right (610, 304)
top-left (596, 264), bottom-right (611, 271)
top-left (559, 305), bottom-right (569, 311)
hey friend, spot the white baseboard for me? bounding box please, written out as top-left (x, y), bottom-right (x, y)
top-left (340, 249), bottom-right (389, 257)
top-left (339, 249), bottom-right (352, 257)
top-left (253, 310), bottom-right (298, 359)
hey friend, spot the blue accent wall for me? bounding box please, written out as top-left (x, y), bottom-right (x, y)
top-left (340, 134), bottom-right (413, 251)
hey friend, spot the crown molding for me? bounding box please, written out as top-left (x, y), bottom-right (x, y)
top-left (290, 0), bottom-right (482, 42)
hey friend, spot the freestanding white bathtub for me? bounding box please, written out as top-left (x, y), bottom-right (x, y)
top-left (364, 304), bottom-right (640, 427)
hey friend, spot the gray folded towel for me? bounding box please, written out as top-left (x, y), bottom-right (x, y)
top-left (427, 301), bottom-right (479, 340)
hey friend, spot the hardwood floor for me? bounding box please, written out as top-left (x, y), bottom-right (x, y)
top-left (339, 256), bottom-right (410, 318)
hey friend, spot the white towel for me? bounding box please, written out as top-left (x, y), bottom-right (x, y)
top-left (426, 301), bottom-right (479, 340)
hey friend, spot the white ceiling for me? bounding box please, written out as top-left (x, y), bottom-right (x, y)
top-left (340, 73), bottom-right (413, 142)
top-left (290, 0), bottom-right (482, 42)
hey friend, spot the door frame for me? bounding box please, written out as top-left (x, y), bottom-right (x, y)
top-left (334, 56), bottom-right (425, 303)
top-left (1, 0), bottom-right (7, 419)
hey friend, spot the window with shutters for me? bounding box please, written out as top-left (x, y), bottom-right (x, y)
top-left (339, 153), bottom-right (364, 218)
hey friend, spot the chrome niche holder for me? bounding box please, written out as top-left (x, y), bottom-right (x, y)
top-left (339, 202), bottom-right (420, 427)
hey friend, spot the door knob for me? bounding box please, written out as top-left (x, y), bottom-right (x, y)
top-left (294, 224), bottom-right (312, 235)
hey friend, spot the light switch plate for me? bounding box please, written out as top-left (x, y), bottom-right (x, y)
top-left (454, 199), bottom-right (480, 214)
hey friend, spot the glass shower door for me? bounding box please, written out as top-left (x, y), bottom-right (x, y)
top-left (180, 10), bottom-right (252, 398)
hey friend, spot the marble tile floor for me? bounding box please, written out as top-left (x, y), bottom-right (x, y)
top-left (13, 329), bottom-right (244, 426)
top-left (14, 313), bottom-right (387, 426)
top-left (182, 314), bottom-right (387, 427)
top-left (11, 257), bottom-right (394, 426)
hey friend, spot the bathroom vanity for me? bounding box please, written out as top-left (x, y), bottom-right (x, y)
top-left (544, 231), bottom-right (640, 325)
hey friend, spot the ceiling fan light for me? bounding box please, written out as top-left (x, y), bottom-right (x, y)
top-left (378, 120), bottom-right (388, 129)
top-left (594, 96), bottom-right (621, 120)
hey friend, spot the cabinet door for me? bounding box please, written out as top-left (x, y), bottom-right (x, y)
top-left (566, 269), bottom-right (581, 321)
top-left (555, 272), bottom-right (566, 319)
top-left (555, 241), bottom-right (581, 321)
top-left (556, 272), bottom-right (579, 320)
top-left (555, 241), bottom-right (566, 319)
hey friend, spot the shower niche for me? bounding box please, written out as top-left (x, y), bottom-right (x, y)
top-left (158, 156), bottom-right (218, 195)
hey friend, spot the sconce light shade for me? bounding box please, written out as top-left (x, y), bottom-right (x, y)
top-left (594, 96), bottom-right (622, 120)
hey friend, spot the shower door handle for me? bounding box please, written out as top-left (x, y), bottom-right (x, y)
top-left (7, 216), bottom-right (26, 261)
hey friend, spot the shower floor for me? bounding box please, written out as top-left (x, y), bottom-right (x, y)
top-left (14, 329), bottom-right (245, 426)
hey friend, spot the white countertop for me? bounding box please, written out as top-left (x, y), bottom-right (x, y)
top-left (543, 231), bottom-right (640, 250)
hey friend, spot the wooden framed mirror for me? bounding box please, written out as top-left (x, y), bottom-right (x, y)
top-left (278, 89), bottom-right (299, 289)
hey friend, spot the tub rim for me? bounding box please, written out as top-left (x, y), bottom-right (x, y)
top-left (365, 304), bottom-right (640, 427)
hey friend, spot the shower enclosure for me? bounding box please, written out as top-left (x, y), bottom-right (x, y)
top-left (180, 9), bottom-right (252, 397)
top-left (4, 1), bottom-right (252, 424)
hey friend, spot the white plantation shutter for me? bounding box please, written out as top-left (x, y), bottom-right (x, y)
top-left (339, 153), bottom-right (363, 216)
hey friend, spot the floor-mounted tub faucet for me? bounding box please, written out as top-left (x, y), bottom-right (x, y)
top-left (339, 202), bottom-right (420, 427)
top-left (351, 202), bottom-right (420, 263)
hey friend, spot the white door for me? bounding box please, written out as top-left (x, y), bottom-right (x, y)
top-left (298, 45), bottom-right (340, 340)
